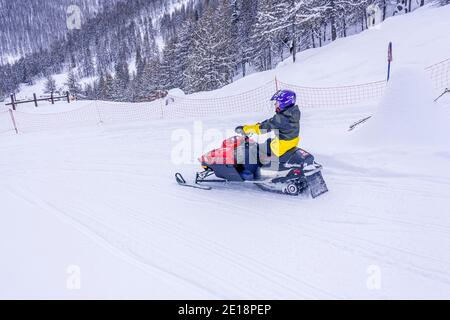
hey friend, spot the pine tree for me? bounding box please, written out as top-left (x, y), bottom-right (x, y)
top-left (97, 73), bottom-right (106, 100)
top-left (104, 72), bottom-right (115, 100)
top-left (140, 57), bottom-right (162, 100)
top-left (250, 0), bottom-right (285, 71)
top-left (160, 39), bottom-right (180, 91)
top-left (113, 58), bottom-right (130, 101)
top-left (44, 74), bottom-right (57, 93)
top-left (174, 18), bottom-right (196, 89)
top-left (185, 3), bottom-right (236, 93)
top-left (236, 0), bottom-right (258, 77)
top-left (65, 70), bottom-right (82, 97)
top-left (81, 47), bottom-right (95, 77)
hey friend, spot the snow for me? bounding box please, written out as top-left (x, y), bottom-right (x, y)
top-left (11, 73), bottom-right (97, 102)
top-left (0, 53), bottom-right (22, 65)
top-left (352, 66), bottom-right (450, 148)
top-left (14, 73), bottom-right (69, 100)
top-left (1, 101), bottom-right (450, 299)
top-left (1, 5), bottom-right (450, 299)
top-left (167, 88), bottom-right (186, 97)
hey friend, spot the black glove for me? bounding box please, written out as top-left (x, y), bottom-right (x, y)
top-left (235, 126), bottom-right (245, 135)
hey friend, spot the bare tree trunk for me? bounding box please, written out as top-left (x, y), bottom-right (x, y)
top-left (343, 18), bottom-right (347, 37)
top-left (291, 2), bottom-right (297, 63)
top-left (319, 28), bottom-right (322, 47)
top-left (330, 0), bottom-right (337, 41)
top-left (331, 18), bottom-right (337, 41)
top-left (364, 11), bottom-right (368, 30)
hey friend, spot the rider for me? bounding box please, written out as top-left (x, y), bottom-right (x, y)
top-left (236, 89), bottom-right (301, 163)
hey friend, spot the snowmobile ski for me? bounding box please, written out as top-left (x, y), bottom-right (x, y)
top-left (175, 173), bottom-right (212, 190)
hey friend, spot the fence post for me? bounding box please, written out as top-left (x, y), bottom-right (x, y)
top-left (275, 77), bottom-right (279, 91)
top-left (66, 91), bottom-right (70, 104)
top-left (8, 109), bottom-right (18, 134)
top-left (33, 93), bottom-right (38, 107)
top-left (10, 94), bottom-right (15, 111)
top-left (51, 91), bottom-right (54, 104)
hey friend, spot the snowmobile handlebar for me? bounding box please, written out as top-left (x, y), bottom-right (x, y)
top-left (234, 126), bottom-right (254, 139)
top-left (235, 126), bottom-right (245, 135)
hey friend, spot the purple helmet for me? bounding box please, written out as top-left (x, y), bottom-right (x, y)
top-left (271, 90), bottom-right (297, 112)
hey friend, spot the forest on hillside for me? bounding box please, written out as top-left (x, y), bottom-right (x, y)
top-left (1, 0), bottom-right (448, 102)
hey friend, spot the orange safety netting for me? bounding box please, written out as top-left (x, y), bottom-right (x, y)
top-left (12, 103), bottom-right (99, 133)
top-left (278, 80), bottom-right (387, 108)
top-left (425, 58), bottom-right (450, 92)
top-left (164, 80), bottom-right (276, 119)
top-left (1, 58), bottom-right (448, 134)
top-left (95, 100), bottom-right (164, 123)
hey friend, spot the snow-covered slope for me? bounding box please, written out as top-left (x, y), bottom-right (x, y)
top-left (1, 4), bottom-right (450, 299)
top-left (353, 66), bottom-right (450, 147)
top-left (1, 96), bottom-right (449, 299)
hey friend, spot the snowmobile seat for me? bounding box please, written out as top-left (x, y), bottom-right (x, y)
top-left (262, 148), bottom-right (315, 172)
top-left (285, 148), bottom-right (315, 167)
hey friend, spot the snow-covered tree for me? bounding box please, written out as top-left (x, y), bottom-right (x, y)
top-left (113, 58), bottom-right (130, 101)
top-left (65, 70), bottom-right (82, 97)
top-left (0, 0), bottom-right (443, 100)
top-left (235, 0), bottom-right (258, 77)
top-left (44, 75), bottom-right (57, 93)
top-left (185, 2), bottom-right (236, 93)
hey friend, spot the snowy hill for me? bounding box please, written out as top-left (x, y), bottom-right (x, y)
top-left (0, 0), bottom-right (193, 64)
top-left (4, 1), bottom-right (446, 101)
top-left (8, 3), bottom-right (450, 105)
top-left (1, 4), bottom-right (450, 299)
top-left (184, 3), bottom-right (450, 98)
top-left (0, 0), bottom-right (119, 64)
top-left (7, 6), bottom-right (450, 107)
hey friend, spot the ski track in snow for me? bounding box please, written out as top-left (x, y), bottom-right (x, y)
top-left (1, 104), bottom-right (450, 299)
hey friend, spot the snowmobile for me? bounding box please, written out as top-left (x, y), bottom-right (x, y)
top-left (175, 134), bottom-right (328, 198)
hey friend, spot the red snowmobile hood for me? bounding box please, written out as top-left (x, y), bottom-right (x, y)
top-left (199, 136), bottom-right (252, 166)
